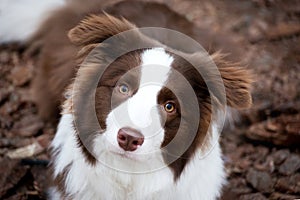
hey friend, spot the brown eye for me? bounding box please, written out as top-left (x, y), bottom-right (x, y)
top-left (119, 84), bottom-right (129, 95)
top-left (164, 102), bottom-right (176, 113)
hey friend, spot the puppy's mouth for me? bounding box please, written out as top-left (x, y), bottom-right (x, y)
top-left (110, 150), bottom-right (142, 161)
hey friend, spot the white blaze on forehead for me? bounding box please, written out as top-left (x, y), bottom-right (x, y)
top-left (140, 48), bottom-right (174, 85)
top-left (127, 48), bottom-right (174, 129)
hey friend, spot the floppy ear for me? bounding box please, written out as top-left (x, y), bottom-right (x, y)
top-left (211, 53), bottom-right (253, 109)
top-left (68, 13), bottom-right (135, 46)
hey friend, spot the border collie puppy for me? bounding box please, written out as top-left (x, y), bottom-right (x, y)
top-left (1, 1), bottom-right (252, 199)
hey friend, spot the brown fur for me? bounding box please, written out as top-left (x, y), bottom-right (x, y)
top-left (212, 53), bottom-right (253, 108)
top-left (30, 5), bottom-right (251, 179)
top-left (68, 14), bottom-right (135, 46)
top-left (29, 0), bottom-right (252, 184)
top-left (95, 51), bottom-right (142, 129)
top-left (155, 50), bottom-right (252, 179)
top-left (61, 15), bottom-right (145, 165)
top-left (30, 0), bottom-right (243, 121)
top-left (105, 0), bottom-right (242, 58)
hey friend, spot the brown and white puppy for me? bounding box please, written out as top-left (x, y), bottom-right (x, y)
top-left (0, 1), bottom-right (252, 199)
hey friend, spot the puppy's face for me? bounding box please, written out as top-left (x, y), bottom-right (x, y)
top-left (68, 14), bottom-right (252, 177)
top-left (96, 48), bottom-right (174, 156)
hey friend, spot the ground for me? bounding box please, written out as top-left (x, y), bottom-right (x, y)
top-left (0, 0), bottom-right (299, 199)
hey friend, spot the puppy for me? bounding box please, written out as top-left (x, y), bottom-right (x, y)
top-left (1, 1), bottom-right (252, 199)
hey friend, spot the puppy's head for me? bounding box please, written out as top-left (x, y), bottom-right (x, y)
top-left (67, 14), bottom-right (252, 178)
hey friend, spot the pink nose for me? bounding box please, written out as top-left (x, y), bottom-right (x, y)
top-left (117, 128), bottom-right (144, 151)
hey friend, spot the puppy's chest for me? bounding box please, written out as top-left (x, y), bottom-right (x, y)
top-left (67, 163), bottom-right (174, 200)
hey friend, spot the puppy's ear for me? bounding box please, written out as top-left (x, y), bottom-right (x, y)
top-left (68, 14), bottom-right (135, 46)
top-left (211, 53), bottom-right (253, 109)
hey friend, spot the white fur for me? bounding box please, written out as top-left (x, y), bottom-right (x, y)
top-left (0, 0), bottom-right (65, 43)
top-left (50, 114), bottom-right (225, 200)
top-left (47, 187), bottom-right (62, 200)
top-left (93, 48), bottom-right (174, 171)
top-left (51, 114), bottom-right (79, 177)
top-left (140, 47), bottom-right (173, 85)
top-left (49, 48), bottom-right (226, 199)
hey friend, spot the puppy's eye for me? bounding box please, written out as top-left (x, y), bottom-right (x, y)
top-left (119, 84), bottom-right (129, 94)
top-left (164, 102), bottom-right (176, 113)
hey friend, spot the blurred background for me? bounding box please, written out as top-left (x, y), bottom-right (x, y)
top-left (0, 0), bottom-right (299, 199)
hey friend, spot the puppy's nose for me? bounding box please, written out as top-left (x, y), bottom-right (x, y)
top-left (117, 128), bottom-right (144, 151)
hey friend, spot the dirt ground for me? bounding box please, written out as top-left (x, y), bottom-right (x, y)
top-left (0, 0), bottom-right (299, 199)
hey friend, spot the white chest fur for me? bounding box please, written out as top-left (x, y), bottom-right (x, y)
top-left (49, 114), bottom-right (225, 200)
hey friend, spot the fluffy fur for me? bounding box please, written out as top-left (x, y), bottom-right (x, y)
top-left (1, 1), bottom-right (252, 199)
top-left (50, 114), bottom-right (225, 200)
